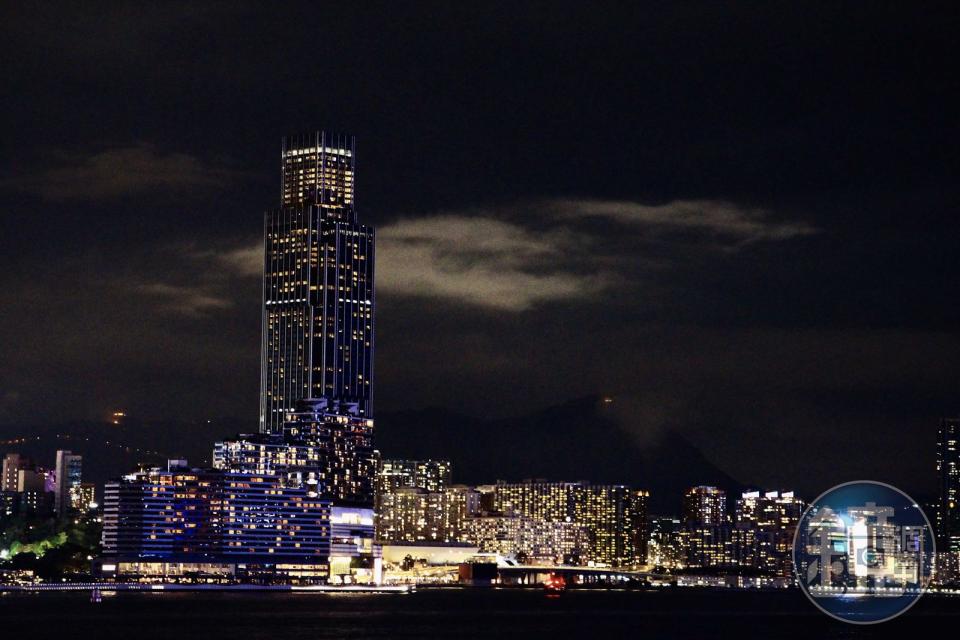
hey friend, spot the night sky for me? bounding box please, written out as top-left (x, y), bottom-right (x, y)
top-left (1, 2), bottom-right (958, 497)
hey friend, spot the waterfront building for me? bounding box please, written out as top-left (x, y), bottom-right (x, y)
top-left (375, 484), bottom-right (480, 544)
top-left (647, 516), bottom-right (684, 568)
top-left (329, 505), bottom-right (380, 583)
top-left (376, 486), bottom-right (430, 543)
top-left (378, 459), bottom-right (452, 494)
top-left (465, 514), bottom-right (588, 565)
top-left (260, 132), bottom-right (374, 433)
top-left (492, 480), bottom-right (648, 566)
top-left (442, 485), bottom-right (482, 539)
top-left (100, 461), bottom-right (337, 582)
top-left (681, 523), bottom-right (777, 571)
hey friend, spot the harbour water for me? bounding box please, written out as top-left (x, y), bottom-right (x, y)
top-left (1, 588), bottom-right (957, 639)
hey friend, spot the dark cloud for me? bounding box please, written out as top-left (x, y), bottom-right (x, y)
top-left (4, 146), bottom-right (244, 202)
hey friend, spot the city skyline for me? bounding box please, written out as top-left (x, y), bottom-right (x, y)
top-left (2, 5), bottom-right (959, 635)
top-left (1, 2), bottom-right (958, 540)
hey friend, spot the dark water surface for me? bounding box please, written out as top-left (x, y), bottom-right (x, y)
top-left (1, 588), bottom-right (956, 639)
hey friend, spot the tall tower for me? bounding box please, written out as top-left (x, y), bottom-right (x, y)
top-left (938, 419), bottom-right (960, 552)
top-left (54, 449), bottom-right (82, 518)
top-left (259, 132), bottom-right (375, 434)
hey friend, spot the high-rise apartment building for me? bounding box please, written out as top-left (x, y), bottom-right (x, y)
top-left (466, 514), bottom-right (588, 565)
top-left (937, 418), bottom-right (960, 582)
top-left (283, 398), bottom-right (378, 505)
top-left (682, 486), bottom-right (727, 526)
top-left (260, 132), bottom-right (375, 433)
top-left (735, 490), bottom-right (804, 576)
top-left (378, 459), bottom-right (452, 495)
top-left (375, 484), bottom-right (480, 544)
top-left (54, 450), bottom-right (82, 517)
top-left (938, 419), bottom-right (960, 548)
top-left (2, 453), bottom-right (27, 493)
top-left (647, 516), bottom-right (683, 568)
top-left (493, 481), bottom-right (648, 566)
top-left (215, 400), bottom-right (378, 507)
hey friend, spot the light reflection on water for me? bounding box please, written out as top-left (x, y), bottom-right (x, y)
top-left (0, 588), bottom-right (956, 639)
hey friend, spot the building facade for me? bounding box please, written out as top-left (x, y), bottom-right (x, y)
top-left (54, 450), bottom-right (82, 518)
top-left (2, 453), bottom-right (27, 493)
top-left (100, 463), bottom-right (337, 582)
top-left (493, 481), bottom-right (648, 566)
top-left (375, 484), bottom-right (479, 544)
top-left (217, 399), bottom-right (377, 507)
top-left (682, 486), bottom-right (727, 526)
top-left (465, 514), bottom-right (588, 565)
top-left (938, 418), bottom-right (960, 582)
top-left (260, 132), bottom-right (375, 433)
top-left (378, 459), bottom-right (452, 494)
top-left (678, 489), bottom-right (803, 575)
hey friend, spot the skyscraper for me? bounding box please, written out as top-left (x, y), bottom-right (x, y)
top-left (682, 485), bottom-right (727, 526)
top-left (54, 449), bottom-right (82, 517)
top-left (260, 132), bottom-right (375, 433)
top-left (937, 419), bottom-right (960, 557)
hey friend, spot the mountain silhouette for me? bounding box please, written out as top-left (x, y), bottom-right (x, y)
top-left (1, 396), bottom-right (745, 513)
top-left (375, 395), bottom-right (746, 513)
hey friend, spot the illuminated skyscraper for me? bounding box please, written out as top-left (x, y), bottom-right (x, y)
top-left (938, 419), bottom-right (960, 560)
top-left (54, 450), bottom-right (82, 518)
top-left (735, 490), bottom-right (804, 576)
top-left (682, 485), bottom-right (727, 526)
top-left (260, 132), bottom-right (375, 433)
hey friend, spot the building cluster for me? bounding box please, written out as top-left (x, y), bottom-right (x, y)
top-left (4, 132), bottom-right (960, 590)
top-left (0, 450), bottom-right (91, 520)
top-left (374, 461), bottom-right (648, 567)
top-left (677, 487), bottom-right (804, 576)
top-left (96, 133), bottom-right (379, 585)
top-left (374, 469), bottom-right (804, 575)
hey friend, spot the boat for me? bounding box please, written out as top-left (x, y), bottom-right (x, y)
top-left (543, 574), bottom-right (567, 593)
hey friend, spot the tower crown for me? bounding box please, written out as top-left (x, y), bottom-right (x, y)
top-left (281, 131), bottom-right (356, 220)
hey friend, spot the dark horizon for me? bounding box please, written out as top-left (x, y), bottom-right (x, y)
top-left (2, 3), bottom-right (959, 502)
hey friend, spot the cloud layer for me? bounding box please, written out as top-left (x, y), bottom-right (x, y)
top-left (377, 215), bottom-right (602, 311)
top-left (376, 199), bottom-right (816, 311)
top-left (6, 145), bottom-right (242, 202)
